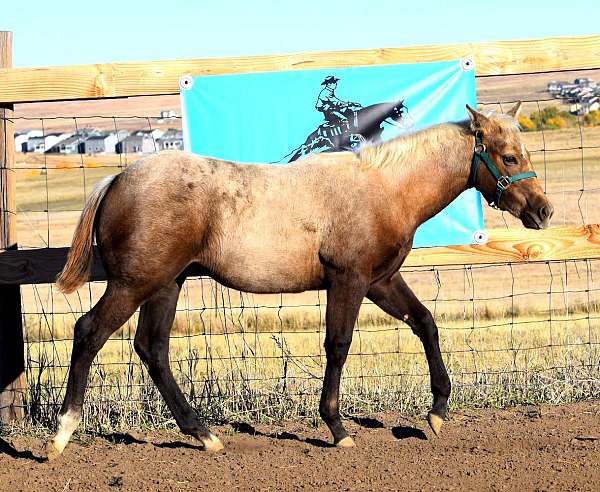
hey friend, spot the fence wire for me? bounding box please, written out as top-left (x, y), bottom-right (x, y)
top-left (3, 94), bottom-right (600, 431)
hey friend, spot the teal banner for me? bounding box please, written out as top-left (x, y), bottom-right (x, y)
top-left (181, 59), bottom-right (484, 248)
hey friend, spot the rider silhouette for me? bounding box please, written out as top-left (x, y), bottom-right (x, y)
top-left (315, 76), bottom-right (361, 127)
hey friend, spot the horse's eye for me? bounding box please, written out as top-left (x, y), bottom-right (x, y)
top-left (503, 155), bottom-right (518, 165)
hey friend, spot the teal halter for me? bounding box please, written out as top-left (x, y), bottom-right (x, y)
top-left (469, 131), bottom-right (537, 209)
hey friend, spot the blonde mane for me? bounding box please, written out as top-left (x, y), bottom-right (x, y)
top-left (357, 111), bottom-right (520, 171)
top-left (357, 122), bottom-right (468, 171)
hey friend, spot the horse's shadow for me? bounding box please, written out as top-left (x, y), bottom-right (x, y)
top-left (230, 417), bottom-right (424, 447)
top-left (153, 440), bottom-right (204, 450)
top-left (350, 416), bottom-right (428, 440)
top-left (391, 426), bottom-right (427, 440)
top-left (101, 432), bottom-right (146, 445)
top-left (99, 432), bottom-right (206, 451)
top-left (349, 416), bottom-right (385, 429)
top-left (1, 423), bottom-right (428, 461)
top-left (230, 421), bottom-right (332, 448)
top-left (0, 437), bottom-right (45, 462)
top-left (0, 423), bottom-right (428, 461)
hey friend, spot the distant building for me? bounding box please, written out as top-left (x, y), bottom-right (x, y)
top-left (574, 77), bottom-right (597, 88)
top-left (22, 132), bottom-right (71, 153)
top-left (547, 81), bottom-right (566, 94)
top-left (45, 134), bottom-right (82, 154)
top-left (80, 130), bottom-right (128, 154)
top-left (23, 136), bottom-right (46, 153)
top-left (160, 110), bottom-right (178, 119)
top-left (15, 130), bottom-right (43, 152)
top-left (570, 96), bottom-right (600, 116)
top-left (116, 130), bottom-right (163, 154)
top-left (46, 130), bottom-right (96, 154)
top-left (156, 128), bottom-right (183, 151)
top-left (547, 77), bottom-right (600, 115)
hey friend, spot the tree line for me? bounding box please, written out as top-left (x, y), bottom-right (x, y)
top-left (518, 106), bottom-right (600, 131)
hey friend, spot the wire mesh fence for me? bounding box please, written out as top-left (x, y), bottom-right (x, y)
top-left (4, 89), bottom-right (600, 432)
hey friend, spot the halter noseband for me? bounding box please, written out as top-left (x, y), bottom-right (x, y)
top-left (468, 131), bottom-right (537, 209)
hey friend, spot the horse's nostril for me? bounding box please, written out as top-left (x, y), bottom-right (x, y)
top-left (538, 204), bottom-right (554, 222)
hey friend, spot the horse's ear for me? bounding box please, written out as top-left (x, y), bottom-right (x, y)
top-left (466, 104), bottom-right (490, 131)
top-left (505, 101), bottom-right (522, 118)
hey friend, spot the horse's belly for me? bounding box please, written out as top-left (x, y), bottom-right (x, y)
top-left (206, 233), bottom-right (325, 294)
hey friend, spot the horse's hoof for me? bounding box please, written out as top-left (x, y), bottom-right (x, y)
top-left (427, 412), bottom-right (444, 437)
top-left (335, 436), bottom-right (356, 448)
top-left (45, 441), bottom-right (62, 461)
top-left (200, 433), bottom-right (224, 452)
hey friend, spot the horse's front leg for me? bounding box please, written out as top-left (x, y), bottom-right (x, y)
top-left (367, 271), bottom-right (451, 436)
top-left (320, 270), bottom-right (369, 447)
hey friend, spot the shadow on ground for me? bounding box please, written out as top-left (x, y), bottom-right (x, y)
top-left (0, 437), bottom-right (45, 462)
top-left (391, 426), bottom-right (428, 440)
top-left (230, 421), bottom-right (333, 448)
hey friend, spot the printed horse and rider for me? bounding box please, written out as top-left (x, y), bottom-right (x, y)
top-left (315, 75), bottom-right (362, 131)
top-left (287, 75), bottom-right (407, 161)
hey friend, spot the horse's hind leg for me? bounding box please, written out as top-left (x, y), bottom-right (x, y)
top-left (46, 282), bottom-right (143, 460)
top-left (133, 280), bottom-right (223, 451)
top-left (367, 272), bottom-right (451, 436)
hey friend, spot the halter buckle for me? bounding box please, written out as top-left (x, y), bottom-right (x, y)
top-left (474, 142), bottom-right (486, 154)
top-left (497, 176), bottom-right (511, 191)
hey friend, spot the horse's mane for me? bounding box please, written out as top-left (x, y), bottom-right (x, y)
top-left (357, 110), bottom-right (520, 171)
top-left (480, 109), bottom-right (521, 132)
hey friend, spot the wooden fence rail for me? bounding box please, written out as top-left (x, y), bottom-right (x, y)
top-left (1, 31), bottom-right (600, 423)
top-left (1, 34), bottom-right (600, 104)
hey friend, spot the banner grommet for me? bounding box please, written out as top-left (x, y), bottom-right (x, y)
top-left (460, 57), bottom-right (474, 72)
top-left (472, 229), bottom-right (488, 245)
top-left (179, 75), bottom-right (194, 91)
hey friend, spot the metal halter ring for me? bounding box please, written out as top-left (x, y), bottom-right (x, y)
top-left (474, 142), bottom-right (486, 154)
top-left (497, 176), bottom-right (512, 191)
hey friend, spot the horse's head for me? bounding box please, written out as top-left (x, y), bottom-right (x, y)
top-left (466, 103), bottom-right (553, 229)
top-left (389, 100), bottom-right (406, 122)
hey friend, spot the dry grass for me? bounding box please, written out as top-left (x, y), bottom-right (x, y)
top-left (24, 301), bottom-right (600, 430)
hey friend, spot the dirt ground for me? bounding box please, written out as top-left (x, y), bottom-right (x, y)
top-left (1, 402), bottom-right (599, 491)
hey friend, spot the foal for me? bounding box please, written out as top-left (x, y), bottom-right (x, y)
top-left (46, 103), bottom-right (552, 458)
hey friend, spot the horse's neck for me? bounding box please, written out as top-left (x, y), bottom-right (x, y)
top-left (370, 124), bottom-right (473, 228)
top-left (364, 102), bottom-right (394, 117)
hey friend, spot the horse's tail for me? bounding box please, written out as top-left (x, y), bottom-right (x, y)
top-left (56, 174), bottom-right (118, 293)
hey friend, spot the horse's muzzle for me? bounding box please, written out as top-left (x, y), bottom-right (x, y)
top-left (521, 203), bottom-right (554, 230)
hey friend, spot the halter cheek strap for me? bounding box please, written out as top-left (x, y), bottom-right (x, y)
top-left (468, 131), bottom-right (537, 209)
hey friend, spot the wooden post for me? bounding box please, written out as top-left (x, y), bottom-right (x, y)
top-left (0, 31), bottom-right (25, 423)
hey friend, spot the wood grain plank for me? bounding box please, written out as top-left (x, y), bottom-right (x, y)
top-left (1, 35), bottom-right (599, 104)
top-left (403, 224), bottom-right (600, 267)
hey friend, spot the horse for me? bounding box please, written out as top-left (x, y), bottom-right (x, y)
top-left (287, 100), bottom-right (406, 162)
top-left (45, 102), bottom-right (553, 459)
